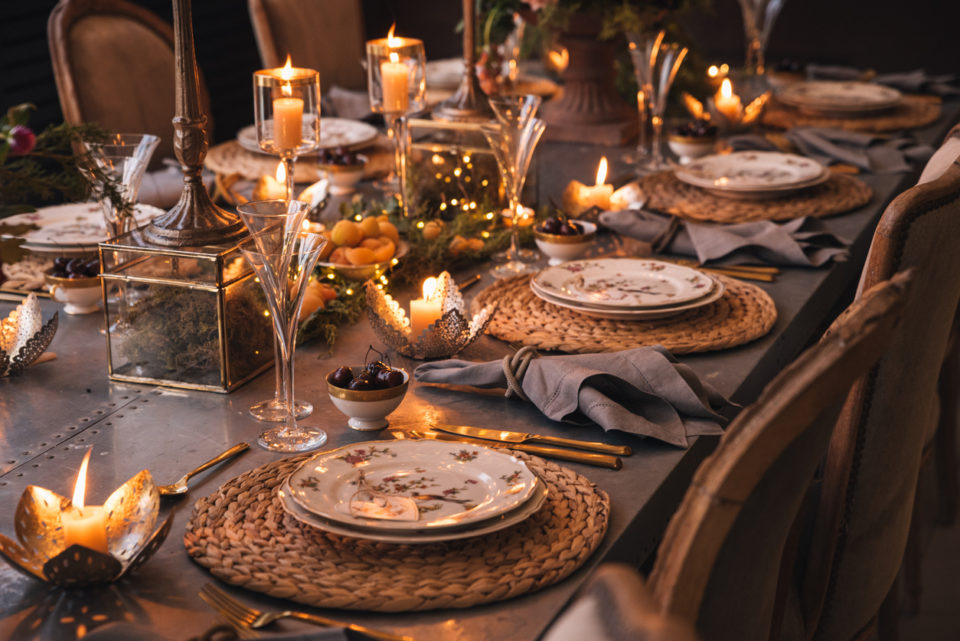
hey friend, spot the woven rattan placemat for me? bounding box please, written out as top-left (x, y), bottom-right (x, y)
top-left (473, 274), bottom-right (776, 354)
top-left (762, 95), bottom-right (941, 132)
top-left (184, 452), bottom-right (609, 612)
top-left (204, 140), bottom-right (393, 182)
top-left (639, 171), bottom-right (872, 223)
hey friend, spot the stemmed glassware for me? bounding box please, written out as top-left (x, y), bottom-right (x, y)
top-left (626, 35), bottom-right (687, 172)
top-left (365, 31), bottom-right (426, 212)
top-left (625, 31), bottom-right (665, 167)
top-left (82, 133), bottom-right (159, 238)
top-left (236, 200), bottom-right (314, 426)
top-left (737, 0), bottom-right (786, 76)
top-left (647, 43), bottom-right (688, 170)
top-left (480, 94), bottom-right (546, 277)
top-left (253, 58), bottom-right (321, 200)
top-left (239, 200), bottom-right (327, 452)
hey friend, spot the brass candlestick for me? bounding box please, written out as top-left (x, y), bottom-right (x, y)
top-left (433, 0), bottom-right (493, 122)
top-left (144, 0), bottom-right (246, 247)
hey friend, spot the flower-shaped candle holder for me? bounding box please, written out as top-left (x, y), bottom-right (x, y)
top-left (366, 271), bottom-right (498, 359)
top-left (1, 294), bottom-right (57, 377)
top-left (0, 470), bottom-right (170, 587)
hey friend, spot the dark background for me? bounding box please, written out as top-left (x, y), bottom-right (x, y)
top-left (1, 0), bottom-right (957, 144)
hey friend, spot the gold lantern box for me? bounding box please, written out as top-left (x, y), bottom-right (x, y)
top-left (99, 229), bottom-right (272, 393)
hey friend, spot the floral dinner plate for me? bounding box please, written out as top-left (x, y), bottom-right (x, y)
top-left (532, 258), bottom-right (713, 309)
top-left (776, 81), bottom-right (902, 114)
top-left (675, 152), bottom-right (827, 193)
top-left (1, 202), bottom-right (162, 251)
top-left (237, 117), bottom-right (379, 155)
top-left (285, 440), bottom-right (539, 532)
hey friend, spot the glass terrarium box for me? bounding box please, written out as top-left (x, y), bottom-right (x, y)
top-left (99, 229), bottom-right (272, 392)
top-left (403, 117), bottom-right (539, 218)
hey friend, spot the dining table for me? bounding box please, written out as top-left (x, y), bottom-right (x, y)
top-left (1, 97), bottom-right (958, 641)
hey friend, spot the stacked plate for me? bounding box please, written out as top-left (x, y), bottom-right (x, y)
top-left (279, 439), bottom-right (548, 544)
top-left (776, 80), bottom-right (902, 116)
top-left (674, 151), bottom-right (829, 200)
top-left (237, 117), bottom-right (379, 155)
top-left (530, 258), bottom-right (725, 320)
top-left (0, 202), bottom-right (162, 254)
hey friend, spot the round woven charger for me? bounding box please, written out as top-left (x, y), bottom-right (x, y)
top-left (639, 171), bottom-right (872, 223)
top-left (204, 141), bottom-right (394, 182)
top-left (184, 452), bottom-right (609, 612)
top-left (762, 95), bottom-right (941, 132)
top-left (473, 274), bottom-right (776, 354)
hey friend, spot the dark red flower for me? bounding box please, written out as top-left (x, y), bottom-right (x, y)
top-left (8, 125), bottom-right (36, 156)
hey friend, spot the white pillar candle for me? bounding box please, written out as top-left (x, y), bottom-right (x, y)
top-left (410, 277), bottom-right (442, 338)
top-left (62, 506), bottom-right (109, 554)
top-left (381, 52), bottom-right (410, 113)
top-left (273, 94), bottom-right (304, 150)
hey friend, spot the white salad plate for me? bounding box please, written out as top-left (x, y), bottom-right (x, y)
top-left (675, 152), bottom-right (828, 196)
top-left (285, 440), bottom-right (540, 532)
top-left (278, 477), bottom-right (548, 544)
top-left (531, 273), bottom-right (725, 320)
top-left (237, 117), bottom-right (379, 155)
top-left (776, 81), bottom-right (902, 115)
top-left (1, 202), bottom-right (162, 252)
top-left (531, 258), bottom-right (714, 309)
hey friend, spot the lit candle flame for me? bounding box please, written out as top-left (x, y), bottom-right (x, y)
top-left (276, 161), bottom-right (286, 183)
top-left (71, 448), bottom-right (93, 510)
top-left (389, 51), bottom-right (399, 64)
top-left (422, 276), bottom-right (438, 300)
top-left (280, 55), bottom-right (294, 80)
top-left (387, 24), bottom-right (402, 48)
top-left (720, 78), bottom-right (733, 99)
top-left (595, 157), bottom-right (608, 186)
top-left (547, 46), bottom-right (569, 73)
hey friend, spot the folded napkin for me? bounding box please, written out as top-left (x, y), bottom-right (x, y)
top-left (415, 346), bottom-right (737, 448)
top-left (805, 65), bottom-right (960, 96)
top-left (84, 622), bottom-right (351, 641)
top-left (728, 128), bottom-right (933, 174)
top-left (599, 209), bottom-right (848, 267)
top-left (323, 86), bottom-right (374, 122)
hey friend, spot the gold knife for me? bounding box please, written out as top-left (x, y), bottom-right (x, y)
top-left (389, 428), bottom-right (623, 470)
top-left (430, 422), bottom-right (632, 456)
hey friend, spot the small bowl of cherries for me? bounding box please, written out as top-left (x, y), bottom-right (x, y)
top-left (668, 120), bottom-right (718, 164)
top-left (317, 147), bottom-right (367, 196)
top-left (44, 256), bottom-right (101, 315)
top-left (534, 216), bottom-right (597, 266)
top-left (327, 352), bottom-right (408, 431)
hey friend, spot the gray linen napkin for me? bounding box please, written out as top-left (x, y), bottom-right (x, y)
top-left (83, 622), bottom-right (351, 641)
top-left (728, 129), bottom-right (933, 174)
top-left (414, 346), bottom-right (736, 448)
top-left (599, 209), bottom-right (848, 267)
top-left (806, 64), bottom-right (960, 96)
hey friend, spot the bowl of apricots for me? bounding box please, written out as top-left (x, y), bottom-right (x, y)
top-left (317, 214), bottom-right (408, 281)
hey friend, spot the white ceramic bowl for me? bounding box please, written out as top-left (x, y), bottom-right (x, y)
top-left (667, 135), bottom-right (717, 164)
top-left (534, 220), bottom-right (597, 266)
top-left (327, 365), bottom-right (409, 431)
top-left (44, 271), bottom-right (101, 315)
top-left (318, 155), bottom-right (367, 195)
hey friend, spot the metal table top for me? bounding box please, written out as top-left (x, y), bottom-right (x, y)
top-left (1, 101), bottom-right (957, 641)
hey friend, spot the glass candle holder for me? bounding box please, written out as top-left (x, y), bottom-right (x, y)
top-left (366, 30), bottom-right (426, 213)
top-left (253, 58), bottom-right (321, 200)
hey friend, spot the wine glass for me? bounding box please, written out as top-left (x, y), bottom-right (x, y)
top-left (83, 133), bottom-right (160, 238)
top-left (253, 59), bottom-right (321, 200)
top-left (480, 110), bottom-right (546, 278)
top-left (366, 32), bottom-right (426, 213)
top-left (236, 200), bottom-right (313, 423)
top-left (644, 42), bottom-right (688, 171)
top-left (240, 226), bottom-right (327, 452)
top-left (625, 31), bottom-right (665, 167)
top-left (738, 0), bottom-right (786, 76)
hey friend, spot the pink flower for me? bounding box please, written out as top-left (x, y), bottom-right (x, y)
top-left (8, 125), bottom-right (36, 156)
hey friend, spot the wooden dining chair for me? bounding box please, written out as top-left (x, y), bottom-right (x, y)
top-left (798, 146), bottom-right (960, 641)
top-left (247, 0), bottom-right (366, 92)
top-left (635, 272), bottom-right (911, 641)
top-left (543, 564), bottom-right (700, 641)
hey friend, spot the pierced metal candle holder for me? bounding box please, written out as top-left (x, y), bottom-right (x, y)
top-left (0, 294), bottom-right (58, 377)
top-left (365, 271), bottom-right (498, 359)
top-left (0, 470), bottom-right (170, 587)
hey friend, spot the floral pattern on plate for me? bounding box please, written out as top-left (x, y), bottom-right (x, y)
top-left (286, 439), bottom-right (539, 532)
top-left (0, 202), bottom-right (161, 249)
top-left (776, 81), bottom-right (902, 113)
top-left (237, 117), bottom-right (379, 154)
top-left (532, 259), bottom-right (713, 309)
top-left (675, 152), bottom-right (826, 193)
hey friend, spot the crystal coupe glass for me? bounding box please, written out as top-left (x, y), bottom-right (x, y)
top-left (83, 133), bottom-right (160, 237)
top-left (236, 200), bottom-right (313, 423)
top-left (241, 227), bottom-right (326, 452)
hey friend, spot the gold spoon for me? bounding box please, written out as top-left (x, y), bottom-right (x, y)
top-left (157, 443), bottom-right (250, 496)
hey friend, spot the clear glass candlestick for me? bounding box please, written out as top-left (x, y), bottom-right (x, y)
top-left (366, 31), bottom-right (426, 212)
top-left (82, 133), bottom-right (160, 237)
top-left (236, 200), bottom-right (313, 423)
top-left (253, 58), bottom-right (321, 200)
top-left (241, 227), bottom-right (327, 452)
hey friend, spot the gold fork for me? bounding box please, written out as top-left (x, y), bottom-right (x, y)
top-left (199, 584), bottom-right (416, 641)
